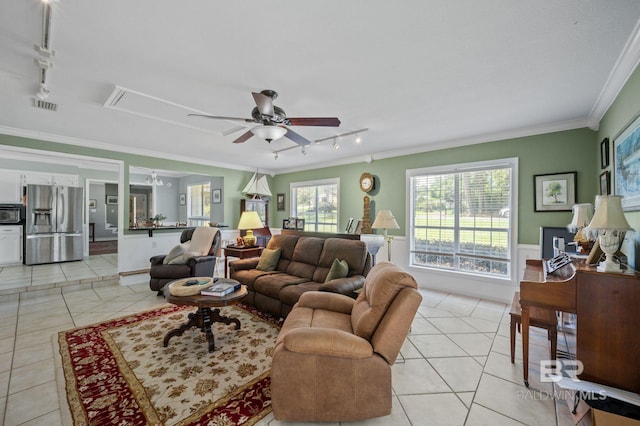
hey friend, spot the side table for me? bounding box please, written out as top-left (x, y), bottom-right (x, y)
top-left (223, 246), bottom-right (263, 278)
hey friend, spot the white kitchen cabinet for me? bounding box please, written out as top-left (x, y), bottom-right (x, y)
top-left (0, 226), bottom-right (22, 265)
top-left (0, 170), bottom-right (22, 203)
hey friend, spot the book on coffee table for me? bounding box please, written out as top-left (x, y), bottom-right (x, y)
top-left (200, 282), bottom-right (241, 297)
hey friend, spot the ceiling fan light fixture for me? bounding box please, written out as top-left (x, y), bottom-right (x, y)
top-left (251, 125), bottom-right (286, 142)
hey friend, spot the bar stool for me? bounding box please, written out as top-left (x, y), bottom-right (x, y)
top-left (509, 291), bottom-right (558, 384)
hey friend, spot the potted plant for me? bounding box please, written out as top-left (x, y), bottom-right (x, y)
top-left (152, 213), bottom-right (167, 227)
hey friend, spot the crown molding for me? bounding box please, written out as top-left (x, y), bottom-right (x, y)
top-left (0, 125), bottom-right (270, 175)
top-left (273, 117), bottom-right (592, 175)
top-left (589, 18), bottom-right (640, 127)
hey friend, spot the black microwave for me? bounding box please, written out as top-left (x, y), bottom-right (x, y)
top-left (0, 205), bottom-right (23, 224)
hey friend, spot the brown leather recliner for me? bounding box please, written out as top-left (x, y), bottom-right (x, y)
top-left (149, 227), bottom-right (221, 293)
top-left (271, 262), bottom-right (422, 421)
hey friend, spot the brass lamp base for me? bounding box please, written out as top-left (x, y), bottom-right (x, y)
top-left (242, 230), bottom-right (257, 247)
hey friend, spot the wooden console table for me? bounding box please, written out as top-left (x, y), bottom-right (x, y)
top-left (520, 259), bottom-right (640, 392)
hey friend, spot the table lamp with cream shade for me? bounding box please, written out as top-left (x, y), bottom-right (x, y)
top-left (567, 203), bottom-right (593, 253)
top-left (584, 195), bottom-right (634, 273)
top-left (372, 210), bottom-right (400, 262)
top-left (237, 211), bottom-right (263, 247)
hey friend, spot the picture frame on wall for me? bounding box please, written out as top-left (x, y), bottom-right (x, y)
top-left (600, 138), bottom-right (610, 169)
top-left (533, 171), bottom-right (576, 212)
top-left (212, 189), bottom-right (221, 204)
top-left (106, 195), bottom-right (118, 205)
top-left (599, 171), bottom-right (610, 195)
top-left (88, 199), bottom-right (97, 209)
top-left (179, 193), bottom-right (186, 206)
top-left (276, 193), bottom-right (285, 211)
top-left (614, 114), bottom-right (640, 211)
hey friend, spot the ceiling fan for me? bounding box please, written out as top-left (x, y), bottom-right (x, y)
top-left (189, 89), bottom-right (340, 145)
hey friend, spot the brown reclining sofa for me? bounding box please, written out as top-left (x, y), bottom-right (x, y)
top-left (229, 234), bottom-right (371, 318)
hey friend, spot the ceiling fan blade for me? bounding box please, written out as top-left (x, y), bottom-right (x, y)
top-left (232, 130), bottom-right (254, 144)
top-left (284, 127), bottom-right (312, 146)
top-left (286, 117), bottom-right (341, 127)
top-left (252, 92), bottom-right (274, 116)
top-left (188, 113), bottom-right (254, 123)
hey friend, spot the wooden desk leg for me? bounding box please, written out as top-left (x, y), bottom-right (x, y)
top-left (510, 317), bottom-right (516, 363)
top-left (522, 305), bottom-right (530, 387)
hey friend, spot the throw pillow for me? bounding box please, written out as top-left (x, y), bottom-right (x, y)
top-left (256, 248), bottom-right (281, 271)
top-left (325, 258), bottom-right (349, 282)
top-left (163, 242), bottom-right (190, 264)
top-left (168, 251), bottom-right (201, 265)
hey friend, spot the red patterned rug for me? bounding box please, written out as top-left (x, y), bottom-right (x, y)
top-left (57, 303), bottom-right (281, 425)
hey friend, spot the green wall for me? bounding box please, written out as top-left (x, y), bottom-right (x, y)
top-left (271, 128), bottom-right (598, 245)
top-left (0, 133), bottom-right (256, 229)
top-left (596, 63), bottom-right (640, 268)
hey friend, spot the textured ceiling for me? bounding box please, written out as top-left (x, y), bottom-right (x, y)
top-left (1, 1), bottom-right (640, 174)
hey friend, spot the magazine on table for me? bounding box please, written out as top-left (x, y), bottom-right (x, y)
top-left (200, 281), bottom-right (241, 297)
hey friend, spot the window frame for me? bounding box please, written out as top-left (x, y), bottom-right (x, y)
top-left (290, 178), bottom-right (340, 232)
top-left (407, 158), bottom-right (518, 281)
top-left (187, 181), bottom-right (211, 226)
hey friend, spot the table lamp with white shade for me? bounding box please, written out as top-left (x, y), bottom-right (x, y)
top-left (237, 211), bottom-right (264, 247)
top-left (567, 203), bottom-right (593, 253)
top-left (372, 210), bottom-right (400, 262)
top-left (584, 195), bottom-right (634, 273)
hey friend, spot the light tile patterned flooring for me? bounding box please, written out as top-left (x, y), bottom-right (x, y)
top-left (0, 256), bottom-right (575, 425)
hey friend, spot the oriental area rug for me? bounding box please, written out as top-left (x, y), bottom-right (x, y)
top-left (57, 303), bottom-right (281, 425)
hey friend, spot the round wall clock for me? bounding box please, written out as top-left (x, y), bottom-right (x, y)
top-left (359, 172), bottom-right (374, 192)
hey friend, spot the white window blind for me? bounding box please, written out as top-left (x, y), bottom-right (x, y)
top-left (409, 159), bottom-right (515, 278)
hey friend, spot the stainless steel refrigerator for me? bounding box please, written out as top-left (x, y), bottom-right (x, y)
top-left (25, 184), bottom-right (84, 265)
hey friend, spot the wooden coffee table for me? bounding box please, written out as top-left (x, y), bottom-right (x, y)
top-left (163, 278), bottom-right (247, 353)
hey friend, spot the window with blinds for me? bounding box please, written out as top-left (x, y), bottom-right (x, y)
top-left (408, 159), bottom-right (516, 279)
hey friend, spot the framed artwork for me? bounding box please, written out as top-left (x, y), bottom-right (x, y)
top-left (212, 189), bottom-right (221, 204)
top-left (282, 219), bottom-right (290, 229)
top-left (599, 171), bottom-right (610, 195)
top-left (295, 218), bottom-right (305, 230)
top-left (88, 199), bottom-right (97, 209)
top-left (179, 193), bottom-right (186, 206)
top-left (106, 195), bottom-right (118, 205)
top-left (614, 114), bottom-right (640, 211)
top-left (600, 138), bottom-right (610, 169)
top-left (276, 193), bottom-right (285, 211)
top-left (534, 172), bottom-right (576, 212)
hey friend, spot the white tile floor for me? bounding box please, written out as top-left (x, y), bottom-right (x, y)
top-left (0, 256), bottom-right (576, 425)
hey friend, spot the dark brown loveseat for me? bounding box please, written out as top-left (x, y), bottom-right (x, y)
top-left (229, 234), bottom-right (371, 318)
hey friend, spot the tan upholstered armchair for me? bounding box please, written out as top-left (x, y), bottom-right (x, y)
top-left (271, 262), bottom-right (422, 421)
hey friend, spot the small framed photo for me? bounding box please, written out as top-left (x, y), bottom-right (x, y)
top-left (600, 138), bottom-right (610, 169)
top-left (212, 189), bottom-right (221, 204)
top-left (179, 193), bottom-right (186, 206)
top-left (599, 171), bottom-right (610, 195)
top-left (354, 220), bottom-right (363, 234)
top-left (106, 195), bottom-right (118, 205)
top-left (295, 218), bottom-right (305, 230)
top-left (88, 199), bottom-right (97, 209)
top-left (282, 219), bottom-right (290, 229)
top-left (345, 217), bottom-right (355, 233)
top-left (534, 172), bottom-right (576, 212)
top-left (277, 193), bottom-right (285, 211)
